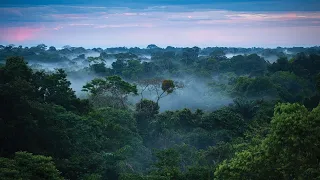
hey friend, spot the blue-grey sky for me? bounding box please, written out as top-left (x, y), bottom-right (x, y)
top-left (1, 0), bottom-right (320, 48)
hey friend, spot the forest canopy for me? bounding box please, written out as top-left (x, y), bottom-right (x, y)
top-left (0, 44), bottom-right (319, 179)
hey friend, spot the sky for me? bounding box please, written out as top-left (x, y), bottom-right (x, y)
top-left (1, 0), bottom-right (320, 48)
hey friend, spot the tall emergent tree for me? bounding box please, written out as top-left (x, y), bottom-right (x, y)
top-left (138, 78), bottom-right (183, 105)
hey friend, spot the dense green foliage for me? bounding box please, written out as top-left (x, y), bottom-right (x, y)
top-left (215, 103), bottom-right (320, 179)
top-left (0, 45), bottom-right (319, 179)
top-left (0, 152), bottom-right (63, 180)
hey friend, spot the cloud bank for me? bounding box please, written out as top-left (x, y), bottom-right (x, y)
top-left (0, 5), bottom-right (319, 47)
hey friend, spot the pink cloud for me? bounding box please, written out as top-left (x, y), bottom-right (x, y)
top-left (0, 27), bottom-right (43, 42)
top-left (53, 26), bottom-right (63, 30)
